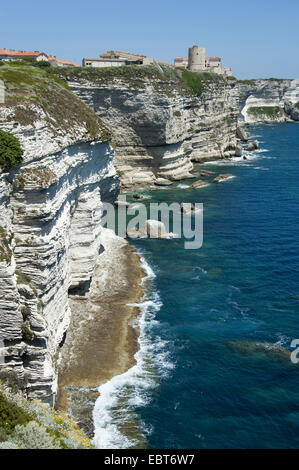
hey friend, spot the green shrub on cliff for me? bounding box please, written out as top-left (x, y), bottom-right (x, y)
top-left (53, 63), bottom-right (226, 98)
top-left (0, 130), bottom-right (23, 170)
top-left (21, 324), bottom-right (35, 342)
top-left (180, 69), bottom-right (224, 96)
top-left (247, 106), bottom-right (285, 118)
top-left (11, 421), bottom-right (60, 449)
top-left (0, 391), bottom-right (32, 435)
top-left (0, 226), bottom-right (12, 263)
top-left (180, 69), bottom-right (204, 96)
top-left (0, 385), bottom-right (93, 449)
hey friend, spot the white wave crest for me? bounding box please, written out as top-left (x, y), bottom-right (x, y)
top-left (92, 254), bottom-right (173, 449)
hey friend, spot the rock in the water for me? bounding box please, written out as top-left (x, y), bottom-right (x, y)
top-left (132, 193), bottom-right (143, 200)
top-left (190, 180), bottom-right (209, 189)
top-left (213, 174), bottom-right (233, 183)
top-left (115, 200), bottom-right (143, 211)
top-left (200, 169), bottom-right (215, 177)
top-left (227, 340), bottom-right (293, 362)
top-left (126, 229), bottom-right (143, 239)
top-left (155, 178), bottom-right (173, 186)
top-left (140, 220), bottom-right (168, 238)
top-left (247, 140), bottom-right (259, 151)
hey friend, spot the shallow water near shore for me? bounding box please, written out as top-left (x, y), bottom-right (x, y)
top-left (94, 123), bottom-right (299, 449)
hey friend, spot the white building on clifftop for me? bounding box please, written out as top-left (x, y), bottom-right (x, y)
top-left (83, 50), bottom-right (155, 68)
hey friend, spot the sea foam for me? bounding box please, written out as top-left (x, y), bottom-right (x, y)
top-left (92, 253), bottom-right (173, 449)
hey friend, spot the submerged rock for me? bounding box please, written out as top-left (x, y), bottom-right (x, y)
top-left (190, 180), bottom-right (209, 189)
top-left (227, 340), bottom-right (293, 362)
top-left (200, 169), bottom-right (215, 177)
top-left (213, 174), bottom-right (233, 183)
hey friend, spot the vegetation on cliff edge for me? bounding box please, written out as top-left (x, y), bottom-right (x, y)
top-left (52, 63), bottom-right (233, 97)
top-left (0, 129), bottom-right (23, 170)
top-left (0, 226), bottom-right (13, 263)
top-left (247, 106), bottom-right (286, 118)
top-left (0, 63), bottom-right (110, 141)
top-left (0, 382), bottom-right (93, 449)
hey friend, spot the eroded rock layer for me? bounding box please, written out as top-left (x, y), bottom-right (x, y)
top-left (238, 79), bottom-right (299, 122)
top-left (61, 67), bottom-right (241, 187)
top-left (0, 65), bottom-right (119, 404)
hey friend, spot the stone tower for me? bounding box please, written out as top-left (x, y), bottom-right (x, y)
top-left (188, 45), bottom-right (206, 71)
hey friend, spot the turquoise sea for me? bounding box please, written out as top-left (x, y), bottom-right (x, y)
top-left (93, 123), bottom-right (299, 449)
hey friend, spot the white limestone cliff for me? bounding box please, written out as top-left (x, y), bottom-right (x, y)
top-left (238, 79), bottom-right (299, 123)
top-left (59, 67), bottom-right (241, 187)
top-left (0, 92), bottom-right (119, 404)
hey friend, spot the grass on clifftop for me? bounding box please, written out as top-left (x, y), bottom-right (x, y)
top-left (53, 63), bottom-right (232, 97)
top-left (180, 69), bottom-right (227, 96)
top-left (0, 62), bottom-right (110, 140)
top-left (247, 106), bottom-right (285, 118)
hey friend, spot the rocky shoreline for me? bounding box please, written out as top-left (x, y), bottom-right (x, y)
top-left (55, 228), bottom-right (146, 437)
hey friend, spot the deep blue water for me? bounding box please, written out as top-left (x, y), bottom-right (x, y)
top-left (126, 123), bottom-right (299, 449)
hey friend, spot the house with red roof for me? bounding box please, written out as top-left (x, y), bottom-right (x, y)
top-left (0, 48), bottom-right (78, 67)
top-left (174, 57), bottom-right (188, 68)
top-left (0, 49), bottom-right (48, 62)
top-left (48, 56), bottom-right (79, 67)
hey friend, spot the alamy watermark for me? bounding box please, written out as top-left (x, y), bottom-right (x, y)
top-left (291, 339), bottom-right (299, 364)
top-left (0, 79), bottom-right (5, 104)
top-left (102, 196), bottom-right (203, 250)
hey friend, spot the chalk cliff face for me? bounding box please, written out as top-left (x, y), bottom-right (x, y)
top-left (60, 67), bottom-right (240, 187)
top-left (3, 64), bottom-right (297, 407)
top-left (0, 65), bottom-right (119, 404)
top-left (238, 79), bottom-right (299, 123)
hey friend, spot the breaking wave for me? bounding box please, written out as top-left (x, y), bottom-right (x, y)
top-left (92, 253), bottom-right (173, 449)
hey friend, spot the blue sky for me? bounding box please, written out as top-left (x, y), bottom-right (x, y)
top-left (1, 0), bottom-right (298, 78)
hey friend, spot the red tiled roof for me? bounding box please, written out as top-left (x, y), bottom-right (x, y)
top-left (0, 48), bottom-right (47, 58)
top-left (48, 55), bottom-right (79, 67)
top-left (0, 48), bottom-right (18, 55)
top-left (14, 51), bottom-right (46, 57)
top-left (0, 48), bottom-right (78, 66)
top-left (206, 56), bottom-right (221, 61)
top-left (157, 60), bottom-right (174, 66)
top-left (101, 50), bottom-right (145, 59)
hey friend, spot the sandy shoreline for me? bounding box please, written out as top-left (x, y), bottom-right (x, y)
top-left (55, 228), bottom-right (146, 436)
